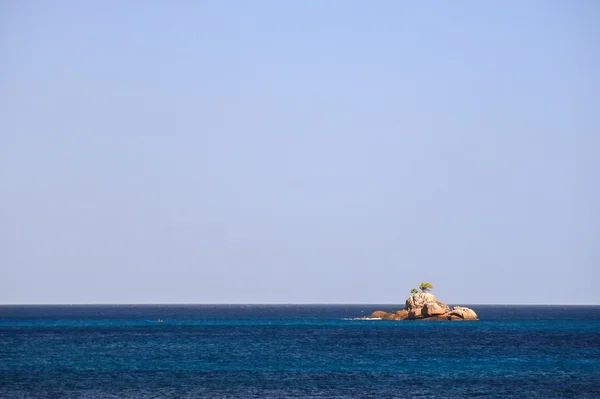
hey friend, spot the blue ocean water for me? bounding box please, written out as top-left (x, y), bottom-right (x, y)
top-left (1, 305), bottom-right (599, 398)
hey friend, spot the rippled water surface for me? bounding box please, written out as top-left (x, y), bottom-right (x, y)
top-left (1, 305), bottom-right (599, 398)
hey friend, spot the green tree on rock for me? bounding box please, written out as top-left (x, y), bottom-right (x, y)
top-left (411, 288), bottom-right (418, 294)
top-left (419, 282), bottom-right (433, 293)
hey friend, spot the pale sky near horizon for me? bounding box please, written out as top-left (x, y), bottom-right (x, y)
top-left (1, 1), bottom-right (599, 305)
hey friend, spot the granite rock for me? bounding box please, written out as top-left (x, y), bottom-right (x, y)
top-left (360, 292), bottom-right (478, 321)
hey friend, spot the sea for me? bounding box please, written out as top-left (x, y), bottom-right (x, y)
top-left (1, 305), bottom-right (599, 398)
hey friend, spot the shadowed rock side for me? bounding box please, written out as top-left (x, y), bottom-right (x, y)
top-left (358, 293), bottom-right (478, 321)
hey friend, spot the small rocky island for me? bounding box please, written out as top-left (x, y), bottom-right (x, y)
top-left (358, 282), bottom-right (478, 321)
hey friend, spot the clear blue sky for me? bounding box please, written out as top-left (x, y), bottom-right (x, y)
top-left (1, 1), bottom-right (598, 304)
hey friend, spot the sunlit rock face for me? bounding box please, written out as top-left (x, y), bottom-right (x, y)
top-left (358, 292), bottom-right (478, 321)
top-left (405, 292), bottom-right (437, 311)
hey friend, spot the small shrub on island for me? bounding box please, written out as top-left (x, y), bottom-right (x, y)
top-left (419, 282), bottom-right (433, 293)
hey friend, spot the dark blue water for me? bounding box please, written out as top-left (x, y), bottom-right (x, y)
top-left (1, 305), bottom-right (599, 398)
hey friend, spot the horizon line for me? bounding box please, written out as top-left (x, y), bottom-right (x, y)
top-left (1, 302), bottom-right (598, 306)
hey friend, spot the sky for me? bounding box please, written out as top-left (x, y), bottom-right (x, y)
top-left (1, 1), bottom-right (599, 305)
